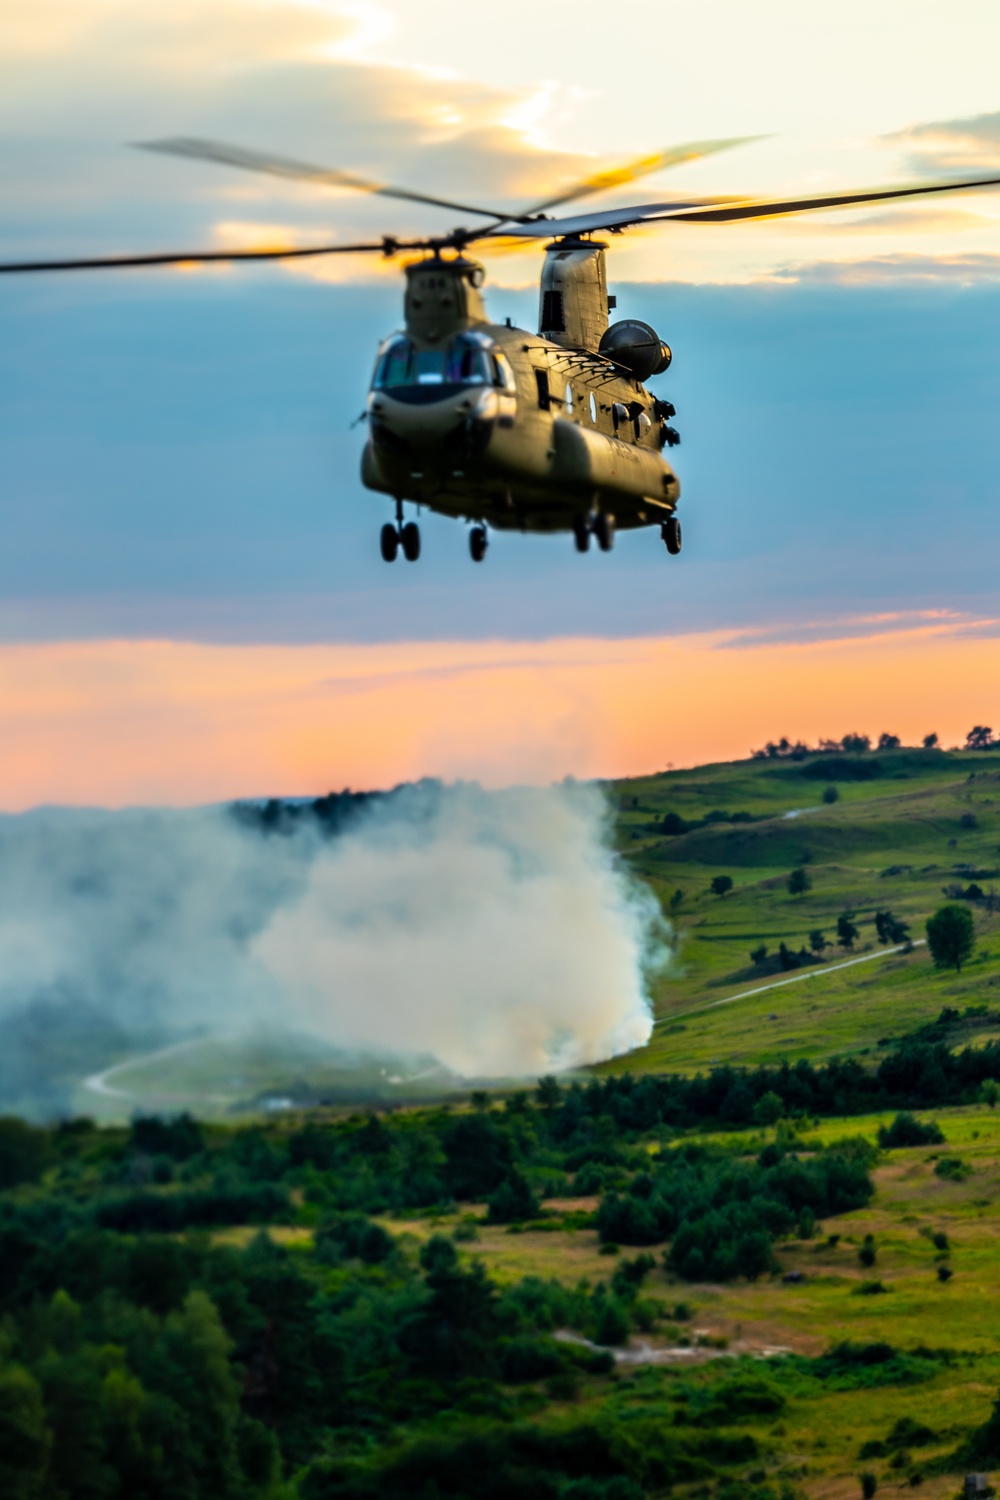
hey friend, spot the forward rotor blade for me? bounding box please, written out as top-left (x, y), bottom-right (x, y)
top-left (513, 137), bottom-right (760, 218)
top-left (0, 239), bottom-right (405, 273)
top-left (137, 137), bottom-right (510, 221)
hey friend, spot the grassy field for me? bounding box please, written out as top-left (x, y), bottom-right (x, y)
top-left (607, 747), bottom-right (1000, 1075)
top-left (357, 1099), bottom-right (1000, 1500)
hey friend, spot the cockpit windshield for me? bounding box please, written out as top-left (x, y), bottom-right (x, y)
top-left (373, 334), bottom-right (510, 395)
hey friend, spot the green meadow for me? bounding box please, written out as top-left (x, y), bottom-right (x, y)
top-left (607, 746), bottom-right (1000, 1074)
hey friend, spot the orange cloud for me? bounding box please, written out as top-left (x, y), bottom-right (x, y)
top-left (1, 618), bottom-right (998, 809)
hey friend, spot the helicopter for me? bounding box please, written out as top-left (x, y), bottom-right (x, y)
top-left (4, 137), bottom-right (1000, 565)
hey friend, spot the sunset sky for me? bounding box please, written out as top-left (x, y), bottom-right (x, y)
top-left (2, 0), bottom-right (999, 805)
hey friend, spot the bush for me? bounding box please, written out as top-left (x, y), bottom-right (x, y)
top-left (934, 1156), bottom-right (971, 1181)
top-left (823, 784), bottom-right (840, 804)
top-left (315, 1214), bottom-right (395, 1264)
top-left (488, 1170), bottom-right (541, 1224)
top-left (0, 1118), bottom-right (50, 1189)
top-left (499, 1336), bottom-right (565, 1382)
top-left (878, 1113), bottom-right (944, 1148)
top-left (595, 1298), bottom-right (631, 1347)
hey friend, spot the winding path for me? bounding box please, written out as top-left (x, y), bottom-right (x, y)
top-left (661, 938), bottom-right (927, 1026)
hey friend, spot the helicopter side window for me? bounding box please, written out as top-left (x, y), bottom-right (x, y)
top-left (454, 345), bottom-right (493, 384)
top-left (373, 337), bottom-right (413, 389)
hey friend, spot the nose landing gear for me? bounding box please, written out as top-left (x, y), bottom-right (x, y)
top-left (380, 502), bottom-right (421, 563)
top-left (400, 521), bottom-right (421, 561)
top-left (379, 522), bottom-right (399, 562)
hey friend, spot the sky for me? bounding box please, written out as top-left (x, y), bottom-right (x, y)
top-left (1, 0), bottom-right (1000, 804)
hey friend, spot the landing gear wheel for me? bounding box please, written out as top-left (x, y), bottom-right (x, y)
top-left (469, 525), bottom-right (488, 563)
top-left (662, 516), bottom-right (682, 556)
top-left (401, 521), bottom-right (421, 562)
top-left (594, 511), bottom-right (615, 552)
top-left (573, 516), bottom-right (591, 553)
top-left (380, 522), bottom-right (399, 562)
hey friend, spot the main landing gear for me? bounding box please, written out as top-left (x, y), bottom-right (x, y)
top-left (380, 502), bottom-right (420, 563)
top-left (573, 511), bottom-right (615, 553)
top-left (469, 525), bottom-right (488, 563)
top-left (662, 515), bottom-right (682, 556)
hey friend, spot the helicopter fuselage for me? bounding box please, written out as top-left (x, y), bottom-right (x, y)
top-left (360, 240), bottom-right (680, 545)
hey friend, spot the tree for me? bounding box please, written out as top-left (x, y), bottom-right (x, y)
top-left (926, 904), bottom-right (976, 971)
top-left (860, 1472), bottom-right (878, 1499)
top-left (875, 910), bottom-right (910, 945)
top-left (982, 1079), bottom-right (1000, 1110)
top-left (753, 1091), bottom-right (784, 1126)
top-left (0, 1365), bottom-right (51, 1500)
top-left (836, 912), bottom-right (859, 949)
top-left (535, 1076), bottom-right (561, 1113)
top-left (858, 1233), bottom-right (877, 1268)
top-left (841, 733), bottom-right (871, 753)
top-left (750, 944), bottom-right (768, 966)
top-left (877, 732), bottom-right (901, 750)
top-left (923, 732), bottom-right (939, 749)
top-left (822, 784), bottom-right (839, 804)
top-left (966, 725), bottom-right (995, 750)
top-left (669, 888), bottom-right (685, 912)
top-left (809, 930), bottom-right (828, 954)
top-left (710, 875), bottom-right (734, 899)
top-left (787, 867), bottom-right (812, 897)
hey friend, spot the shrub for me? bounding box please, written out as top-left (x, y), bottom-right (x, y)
top-left (878, 1113), bottom-right (945, 1148)
top-left (823, 784), bottom-right (839, 804)
top-left (488, 1169), bottom-right (540, 1224)
top-left (934, 1156), bottom-right (971, 1181)
top-left (595, 1297), bottom-right (631, 1347)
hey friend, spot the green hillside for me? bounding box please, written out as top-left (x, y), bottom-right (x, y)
top-left (606, 746), bottom-right (1000, 1075)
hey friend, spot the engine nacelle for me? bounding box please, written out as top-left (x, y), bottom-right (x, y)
top-left (598, 319), bottom-right (672, 381)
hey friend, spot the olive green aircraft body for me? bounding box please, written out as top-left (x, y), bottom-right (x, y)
top-left (5, 133), bottom-right (1000, 566)
top-left (362, 244), bottom-right (681, 563)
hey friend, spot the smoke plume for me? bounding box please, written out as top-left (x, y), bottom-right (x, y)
top-left (0, 782), bottom-right (663, 1115)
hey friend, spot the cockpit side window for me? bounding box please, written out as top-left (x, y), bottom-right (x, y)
top-left (373, 337), bottom-right (413, 389)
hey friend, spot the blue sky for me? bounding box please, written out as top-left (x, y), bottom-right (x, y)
top-left (2, 271), bottom-right (999, 643)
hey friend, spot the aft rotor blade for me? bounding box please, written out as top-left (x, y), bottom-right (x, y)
top-left (0, 239), bottom-right (407, 273)
top-left (487, 171), bottom-right (1000, 240)
top-left (137, 137), bottom-right (511, 222)
top-left (514, 136), bottom-right (760, 218)
top-left (477, 198), bottom-right (742, 239)
top-left (656, 172), bottom-right (1000, 222)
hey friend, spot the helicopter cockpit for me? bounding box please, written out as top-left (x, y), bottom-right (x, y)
top-left (372, 331), bottom-right (514, 404)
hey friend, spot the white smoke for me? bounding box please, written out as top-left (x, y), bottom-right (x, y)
top-left (0, 783), bottom-right (663, 1105)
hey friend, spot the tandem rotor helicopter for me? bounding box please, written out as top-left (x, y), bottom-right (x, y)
top-left (4, 137), bottom-right (1000, 564)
